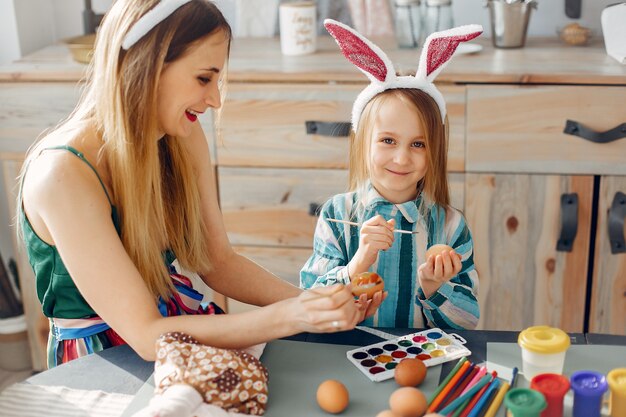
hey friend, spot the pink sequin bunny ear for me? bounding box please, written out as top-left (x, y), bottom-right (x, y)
top-left (325, 18), bottom-right (483, 129)
top-left (324, 19), bottom-right (396, 84)
top-left (416, 25), bottom-right (483, 82)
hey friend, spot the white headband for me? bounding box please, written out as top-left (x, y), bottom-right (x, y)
top-left (122, 0), bottom-right (193, 50)
top-left (324, 19), bottom-right (483, 130)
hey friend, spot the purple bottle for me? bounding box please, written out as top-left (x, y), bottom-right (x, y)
top-left (570, 370), bottom-right (608, 417)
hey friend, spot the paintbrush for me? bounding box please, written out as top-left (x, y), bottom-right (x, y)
top-left (304, 284), bottom-right (346, 302)
top-left (326, 218), bottom-right (419, 235)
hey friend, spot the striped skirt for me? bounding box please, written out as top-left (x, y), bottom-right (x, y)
top-left (48, 273), bottom-right (224, 368)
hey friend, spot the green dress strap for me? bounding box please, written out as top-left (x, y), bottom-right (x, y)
top-left (41, 145), bottom-right (114, 207)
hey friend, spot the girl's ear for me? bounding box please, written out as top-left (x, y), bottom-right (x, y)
top-left (416, 25), bottom-right (483, 83)
top-left (324, 19), bottom-right (396, 83)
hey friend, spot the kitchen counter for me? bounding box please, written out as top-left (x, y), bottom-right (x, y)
top-left (0, 37), bottom-right (624, 85)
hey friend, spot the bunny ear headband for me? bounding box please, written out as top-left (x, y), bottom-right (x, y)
top-left (122, 0), bottom-right (193, 50)
top-left (324, 19), bottom-right (483, 130)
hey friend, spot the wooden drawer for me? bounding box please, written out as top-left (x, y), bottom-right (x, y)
top-left (227, 246), bottom-right (312, 314)
top-left (219, 167), bottom-right (465, 248)
top-left (219, 167), bottom-right (349, 247)
top-left (218, 83), bottom-right (465, 172)
top-left (466, 85), bottom-right (626, 175)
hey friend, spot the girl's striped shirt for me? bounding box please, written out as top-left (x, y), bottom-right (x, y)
top-left (300, 185), bottom-right (479, 329)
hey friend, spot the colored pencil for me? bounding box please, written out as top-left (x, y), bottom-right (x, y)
top-left (439, 364), bottom-right (479, 410)
top-left (460, 365), bottom-right (487, 395)
top-left (427, 357), bottom-right (469, 406)
top-left (428, 360), bottom-right (472, 412)
top-left (438, 374), bottom-right (493, 415)
top-left (467, 379), bottom-right (502, 417)
top-left (483, 381), bottom-right (510, 417)
top-left (510, 367), bottom-right (519, 387)
top-left (458, 371), bottom-right (498, 417)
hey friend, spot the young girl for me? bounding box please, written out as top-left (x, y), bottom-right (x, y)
top-left (18, 1), bottom-right (367, 368)
top-left (301, 20), bottom-right (481, 330)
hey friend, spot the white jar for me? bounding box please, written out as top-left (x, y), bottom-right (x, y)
top-left (279, 1), bottom-right (317, 56)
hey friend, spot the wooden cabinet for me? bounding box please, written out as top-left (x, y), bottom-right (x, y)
top-left (465, 174), bottom-right (593, 332)
top-left (466, 85), bottom-right (626, 333)
top-left (589, 176), bottom-right (626, 334)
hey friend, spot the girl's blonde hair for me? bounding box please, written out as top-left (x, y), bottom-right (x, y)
top-left (19, 0), bottom-right (231, 299)
top-left (348, 88), bottom-right (450, 219)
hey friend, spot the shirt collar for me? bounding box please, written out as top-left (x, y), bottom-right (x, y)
top-left (363, 182), bottom-right (422, 224)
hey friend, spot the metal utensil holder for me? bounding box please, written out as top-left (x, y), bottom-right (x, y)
top-left (486, 0), bottom-right (537, 48)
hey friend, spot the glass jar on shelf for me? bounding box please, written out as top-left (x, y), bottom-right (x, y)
top-left (393, 0), bottom-right (422, 48)
top-left (424, 0), bottom-right (453, 39)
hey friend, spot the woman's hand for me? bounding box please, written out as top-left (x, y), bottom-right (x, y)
top-left (418, 250), bottom-right (462, 298)
top-left (293, 284), bottom-right (361, 333)
top-left (355, 290), bottom-right (387, 322)
top-left (348, 216), bottom-right (395, 276)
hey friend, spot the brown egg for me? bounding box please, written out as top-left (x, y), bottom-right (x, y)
top-left (376, 411), bottom-right (401, 417)
top-left (394, 358), bottom-right (428, 387)
top-left (425, 244), bottom-right (454, 260)
top-left (316, 379), bottom-right (349, 414)
top-left (389, 387), bottom-right (428, 417)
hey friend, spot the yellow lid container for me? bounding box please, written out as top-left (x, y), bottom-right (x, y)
top-left (608, 368), bottom-right (626, 395)
top-left (518, 326), bottom-right (570, 354)
top-left (608, 368), bottom-right (626, 417)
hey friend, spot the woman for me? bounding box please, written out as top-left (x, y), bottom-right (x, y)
top-left (18, 0), bottom-right (380, 368)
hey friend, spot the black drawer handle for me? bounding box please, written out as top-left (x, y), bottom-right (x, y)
top-left (557, 193), bottom-right (578, 252)
top-left (308, 202), bottom-right (322, 217)
top-left (563, 120), bottom-right (626, 144)
top-left (305, 121), bottom-right (351, 137)
top-left (608, 191), bottom-right (626, 254)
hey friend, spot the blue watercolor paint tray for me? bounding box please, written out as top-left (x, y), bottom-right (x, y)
top-left (346, 328), bottom-right (471, 382)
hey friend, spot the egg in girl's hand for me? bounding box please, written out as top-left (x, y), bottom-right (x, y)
top-left (394, 358), bottom-right (427, 387)
top-left (425, 244), bottom-right (454, 260)
top-left (316, 379), bottom-right (349, 414)
top-left (351, 271), bottom-right (384, 299)
top-left (389, 387), bottom-right (427, 417)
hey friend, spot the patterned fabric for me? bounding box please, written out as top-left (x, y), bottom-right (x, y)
top-left (300, 183), bottom-right (479, 330)
top-left (47, 271), bottom-right (224, 368)
top-left (154, 332), bottom-right (269, 415)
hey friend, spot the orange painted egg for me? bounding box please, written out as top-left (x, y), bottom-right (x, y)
top-left (351, 271), bottom-right (384, 299)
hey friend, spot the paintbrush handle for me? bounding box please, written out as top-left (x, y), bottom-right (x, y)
top-left (325, 218), bottom-right (417, 234)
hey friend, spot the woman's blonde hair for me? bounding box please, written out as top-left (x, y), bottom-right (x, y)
top-left (20, 0), bottom-right (231, 299)
top-left (348, 88), bottom-right (450, 218)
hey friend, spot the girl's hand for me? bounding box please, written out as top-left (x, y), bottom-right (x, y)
top-left (418, 250), bottom-right (462, 298)
top-left (294, 284), bottom-right (361, 333)
top-left (349, 215), bottom-right (395, 275)
top-left (355, 291), bottom-right (387, 322)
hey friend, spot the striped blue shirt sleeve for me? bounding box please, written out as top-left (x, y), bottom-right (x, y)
top-left (300, 200), bottom-right (351, 289)
top-left (417, 208), bottom-right (480, 330)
